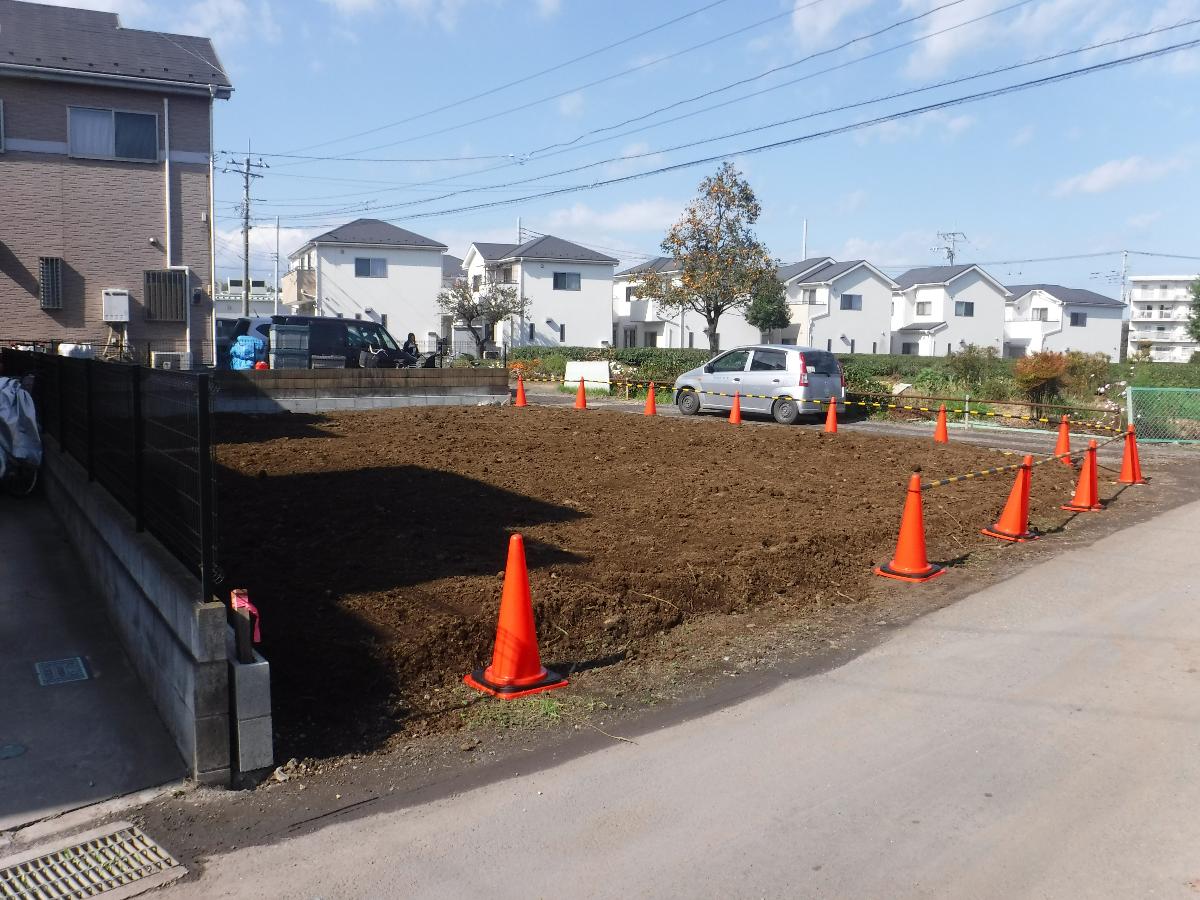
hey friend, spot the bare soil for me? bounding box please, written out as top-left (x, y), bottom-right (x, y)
top-left (214, 405), bottom-right (1086, 762)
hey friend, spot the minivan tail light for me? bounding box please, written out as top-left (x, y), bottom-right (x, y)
top-left (797, 353), bottom-right (809, 386)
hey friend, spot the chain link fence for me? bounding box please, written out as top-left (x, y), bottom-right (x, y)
top-left (1126, 387), bottom-right (1200, 443)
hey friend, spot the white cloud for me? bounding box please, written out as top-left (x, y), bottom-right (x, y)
top-left (214, 225), bottom-right (322, 275)
top-left (24, 0), bottom-right (153, 22)
top-left (839, 230), bottom-right (936, 266)
top-left (175, 0), bottom-right (280, 43)
top-left (840, 189), bottom-right (868, 213)
top-left (1127, 211), bottom-right (1163, 230)
top-left (320, 0), bottom-right (471, 30)
top-left (1009, 125), bottom-right (1035, 148)
top-left (536, 0), bottom-right (561, 17)
top-left (854, 110), bottom-right (974, 143)
top-left (791, 0), bottom-right (873, 49)
top-left (603, 142), bottom-right (666, 177)
top-left (1052, 154), bottom-right (1188, 197)
top-left (557, 91), bottom-right (585, 117)
top-left (543, 199), bottom-right (681, 234)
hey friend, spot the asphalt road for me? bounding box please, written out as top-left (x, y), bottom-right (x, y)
top-left (170, 497), bottom-right (1200, 899)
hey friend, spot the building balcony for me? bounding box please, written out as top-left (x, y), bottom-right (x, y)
top-left (1130, 288), bottom-right (1189, 303)
top-left (1130, 307), bottom-right (1190, 321)
top-left (1129, 329), bottom-right (1192, 342)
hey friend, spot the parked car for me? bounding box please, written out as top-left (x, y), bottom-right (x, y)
top-left (222, 315), bottom-right (410, 368)
top-left (673, 345), bottom-right (845, 425)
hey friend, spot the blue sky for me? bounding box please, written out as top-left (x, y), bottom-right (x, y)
top-left (59, 0), bottom-right (1200, 291)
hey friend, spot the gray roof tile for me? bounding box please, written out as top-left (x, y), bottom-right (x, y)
top-left (473, 242), bottom-right (519, 262)
top-left (893, 265), bottom-right (976, 290)
top-left (896, 321), bottom-right (947, 333)
top-left (442, 254), bottom-right (464, 279)
top-left (500, 234), bottom-right (618, 264)
top-left (616, 256), bottom-right (678, 276)
top-left (777, 257), bottom-right (834, 282)
top-left (310, 218), bottom-right (447, 249)
top-left (1006, 283), bottom-right (1123, 308)
top-left (0, 0), bottom-right (231, 94)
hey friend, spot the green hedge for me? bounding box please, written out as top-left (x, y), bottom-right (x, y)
top-left (507, 347), bottom-right (1200, 389)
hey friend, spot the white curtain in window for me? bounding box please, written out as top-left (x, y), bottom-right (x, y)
top-left (69, 108), bottom-right (113, 157)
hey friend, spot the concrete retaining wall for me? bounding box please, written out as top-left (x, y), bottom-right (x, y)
top-left (41, 440), bottom-right (232, 785)
top-left (213, 368), bottom-right (510, 414)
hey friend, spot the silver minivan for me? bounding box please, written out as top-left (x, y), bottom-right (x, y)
top-left (673, 345), bottom-right (845, 425)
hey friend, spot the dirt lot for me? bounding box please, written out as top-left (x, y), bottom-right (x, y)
top-left (214, 404), bottom-right (1097, 762)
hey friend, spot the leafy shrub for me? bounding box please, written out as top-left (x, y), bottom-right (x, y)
top-left (1063, 351), bottom-right (1110, 396)
top-left (912, 366), bottom-right (956, 393)
top-left (945, 344), bottom-right (1000, 388)
top-left (1014, 351), bottom-right (1067, 403)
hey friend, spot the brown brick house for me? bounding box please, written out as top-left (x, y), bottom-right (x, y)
top-left (0, 0), bottom-right (232, 363)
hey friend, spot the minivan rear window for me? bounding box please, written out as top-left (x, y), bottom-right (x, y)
top-left (803, 350), bottom-right (839, 375)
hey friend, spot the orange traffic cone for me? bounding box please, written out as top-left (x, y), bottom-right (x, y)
top-left (464, 534), bottom-right (567, 700)
top-left (824, 396), bottom-right (838, 434)
top-left (1061, 439), bottom-right (1103, 512)
top-left (514, 374), bottom-right (527, 408)
top-left (874, 473), bottom-right (946, 582)
top-left (1054, 415), bottom-right (1071, 465)
top-left (729, 391), bottom-right (742, 425)
top-left (933, 404), bottom-right (949, 444)
top-left (982, 455), bottom-right (1038, 542)
top-left (1118, 425), bottom-right (1147, 484)
top-left (574, 377), bottom-right (587, 410)
top-left (644, 382), bottom-right (657, 416)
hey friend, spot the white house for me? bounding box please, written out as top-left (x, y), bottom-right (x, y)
top-left (461, 235), bottom-right (617, 348)
top-left (1126, 275), bottom-right (1198, 363)
top-left (612, 256), bottom-right (896, 352)
top-left (281, 218), bottom-right (446, 340)
top-left (778, 258), bottom-right (898, 354)
top-left (891, 265), bottom-right (1010, 356)
top-left (1004, 284), bottom-right (1124, 360)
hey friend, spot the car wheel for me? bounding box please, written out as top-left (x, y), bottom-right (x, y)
top-left (677, 389), bottom-right (701, 416)
top-left (772, 397), bottom-right (800, 425)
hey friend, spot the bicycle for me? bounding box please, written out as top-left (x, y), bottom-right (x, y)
top-left (0, 375), bottom-right (42, 498)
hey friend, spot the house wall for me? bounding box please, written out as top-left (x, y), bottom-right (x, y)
top-left (0, 76), bottom-right (215, 356)
top-left (1004, 290), bottom-right (1123, 359)
top-left (514, 260), bottom-right (614, 347)
top-left (314, 244), bottom-right (444, 343)
top-left (892, 271), bottom-right (1006, 356)
top-left (794, 267), bottom-right (893, 354)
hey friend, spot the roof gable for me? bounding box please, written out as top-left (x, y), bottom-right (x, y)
top-left (470, 242), bottom-right (519, 263)
top-left (0, 0), bottom-right (232, 95)
top-left (1005, 284), bottom-right (1123, 309)
top-left (500, 235), bottom-right (618, 264)
top-left (778, 257), bottom-right (835, 283)
top-left (894, 264), bottom-right (1009, 295)
top-left (616, 256), bottom-right (678, 277)
top-left (309, 218), bottom-right (447, 250)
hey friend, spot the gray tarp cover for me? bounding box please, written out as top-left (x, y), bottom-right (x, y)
top-left (0, 377), bottom-right (42, 478)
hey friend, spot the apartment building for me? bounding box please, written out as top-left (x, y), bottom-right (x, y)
top-left (0, 0), bottom-right (231, 362)
top-left (1126, 275), bottom-right (1198, 363)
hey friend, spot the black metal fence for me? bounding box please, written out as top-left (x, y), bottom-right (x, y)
top-left (1, 349), bottom-right (218, 599)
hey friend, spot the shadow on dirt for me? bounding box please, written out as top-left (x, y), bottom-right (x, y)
top-left (216, 464), bottom-right (586, 760)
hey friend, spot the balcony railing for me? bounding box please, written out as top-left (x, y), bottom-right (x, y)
top-left (1131, 308), bottom-right (1190, 321)
top-left (1129, 330), bottom-right (1192, 342)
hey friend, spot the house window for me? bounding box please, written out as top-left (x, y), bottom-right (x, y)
top-left (553, 272), bottom-right (581, 291)
top-left (1069, 311), bottom-right (1087, 327)
top-left (623, 328), bottom-right (636, 347)
top-left (801, 288), bottom-right (817, 304)
top-left (849, 339), bottom-right (855, 353)
top-left (354, 257), bottom-right (386, 278)
top-left (1032, 308), bottom-right (1048, 321)
top-left (625, 286), bottom-right (634, 301)
top-left (916, 301), bottom-right (932, 315)
top-left (643, 331), bottom-right (657, 348)
top-left (901, 342), bottom-right (918, 355)
top-left (68, 107), bottom-right (157, 161)
top-left (871, 341), bottom-right (877, 354)
top-left (826, 339), bottom-right (832, 351)
top-left (839, 293), bottom-right (862, 311)
top-left (39, 257), bottom-right (64, 309)
top-left (144, 269), bottom-right (188, 321)
top-left (527, 322), bottom-right (535, 340)
top-left (559, 323), bottom-right (566, 343)
top-left (688, 332), bottom-right (694, 348)
top-left (501, 265), bottom-right (513, 283)
top-left (954, 300), bottom-right (974, 317)
top-left (473, 275), bottom-right (482, 291)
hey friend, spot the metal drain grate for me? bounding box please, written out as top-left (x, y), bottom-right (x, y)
top-left (34, 658), bottom-right (89, 687)
top-left (0, 823), bottom-right (184, 899)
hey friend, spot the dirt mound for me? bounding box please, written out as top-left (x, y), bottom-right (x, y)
top-left (215, 406), bottom-right (1080, 759)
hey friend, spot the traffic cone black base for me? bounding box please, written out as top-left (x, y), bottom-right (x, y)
top-left (873, 561), bottom-right (945, 583)
top-left (980, 526), bottom-right (1038, 543)
top-left (464, 668), bottom-right (567, 700)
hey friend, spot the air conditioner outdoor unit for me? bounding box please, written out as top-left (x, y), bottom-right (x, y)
top-left (102, 289), bottom-right (130, 323)
top-left (150, 351), bottom-right (193, 370)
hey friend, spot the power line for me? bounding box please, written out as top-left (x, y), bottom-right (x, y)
top-left (359, 38), bottom-right (1200, 225)
top-left (282, 0), bottom-right (834, 163)
top-left (269, 23), bottom-right (1198, 222)
top-left (526, 0), bottom-right (973, 157)
top-left (280, 0), bottom-right (741, 155)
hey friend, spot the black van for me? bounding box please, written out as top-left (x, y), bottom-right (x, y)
top-left (227, 315), bottom-right (413, 368)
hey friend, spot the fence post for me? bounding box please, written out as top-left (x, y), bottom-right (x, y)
top-left (964, 394), bottom-right (970, 429)
top-left (131, 365), bottom-right (145, 532)
top-left (1126, 386), bottom-right (1135, 436)
top-left (84, 359), bottom-right (95, 481)
top-left (197, 373), bottom-right (214, 601)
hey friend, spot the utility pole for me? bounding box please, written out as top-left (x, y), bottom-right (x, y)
top-left (225, 140), bottom-right (268, 317)
top-left (1120, 249), bottom-right (1129, 307)
top-left (274, 215), bottom-right (281, 315)
top-left (801, 218), bottom-right (808, 259)
top-left (933, 231), bottom-right (968, 265)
